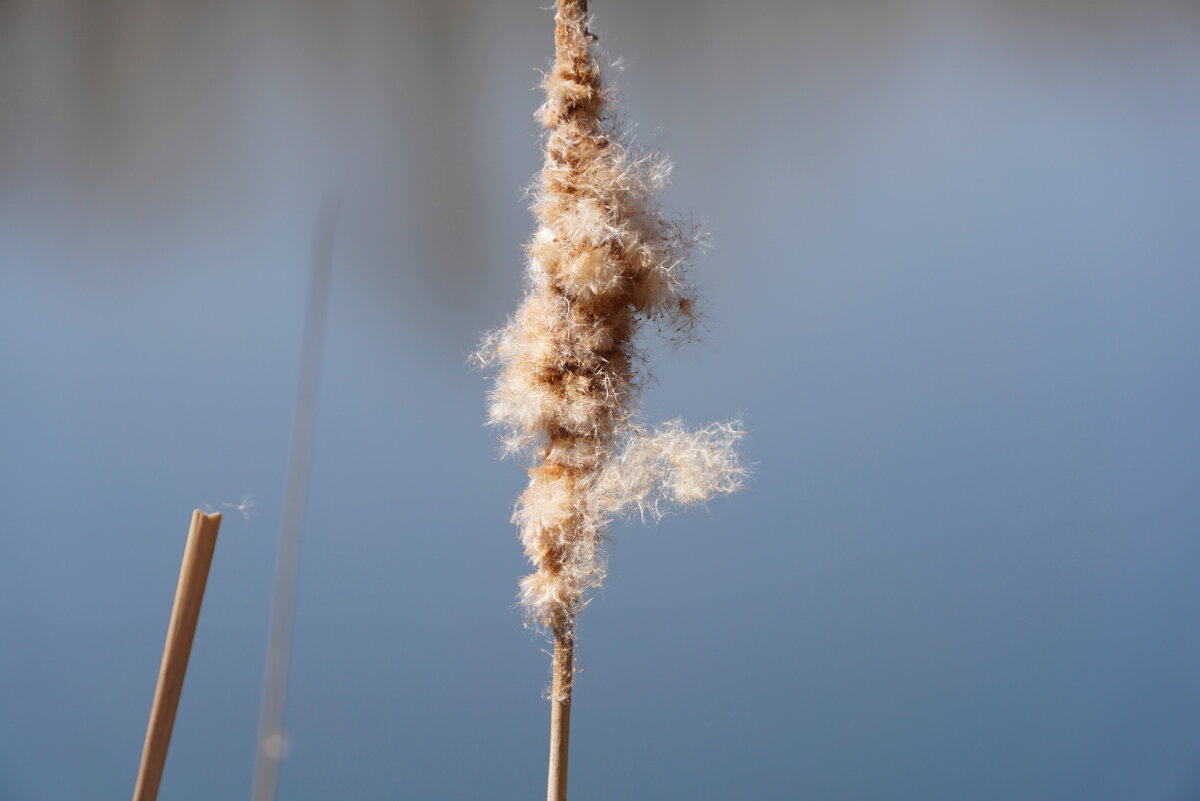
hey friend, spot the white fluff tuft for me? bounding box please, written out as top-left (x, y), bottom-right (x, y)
top-left (590, 420), bottom-right (747, 521)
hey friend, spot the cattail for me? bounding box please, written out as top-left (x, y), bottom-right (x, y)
top-left (477, 1), bottom-right (745, 797)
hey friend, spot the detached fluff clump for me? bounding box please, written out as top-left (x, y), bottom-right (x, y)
top-left (478, 0), bottom-right (745, 658)
top-left (592, 420), bottom-right (746, 521)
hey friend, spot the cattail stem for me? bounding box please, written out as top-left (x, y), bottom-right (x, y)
top-left (132, 510), bottom-right (222, 801)
top-left (252, 195), bottom-right (339, 801)
top-left (547, 631), bottom-right (574, 801)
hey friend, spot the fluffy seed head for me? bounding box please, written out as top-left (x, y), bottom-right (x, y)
top-left (479, 0), bottom-right (745, 647)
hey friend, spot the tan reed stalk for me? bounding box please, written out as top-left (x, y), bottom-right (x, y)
top-left (547, 631), bottom-right (573, 801)
top-left (132, 510), bottom-right (222, 801)
top-left (479, 1), bottom-right (746, 798)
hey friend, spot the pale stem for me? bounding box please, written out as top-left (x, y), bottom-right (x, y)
top-left (132, 510), bottom-right (222, 801)
top-left (547, 631), bottom-right (575, 801)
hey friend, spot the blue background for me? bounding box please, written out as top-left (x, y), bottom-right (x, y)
top-left (2, 1), bottom-right (1199, 798)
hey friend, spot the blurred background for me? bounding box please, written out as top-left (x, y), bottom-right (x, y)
top-left (2, 0), bottom-right (1200, 798)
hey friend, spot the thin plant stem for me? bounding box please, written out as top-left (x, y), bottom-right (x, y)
top-left (132, 510), bottom-right (222, 801)
top-left (547, 631), bottom-right (574, 801)
top-left (251, 195), bottom-right (339, 801)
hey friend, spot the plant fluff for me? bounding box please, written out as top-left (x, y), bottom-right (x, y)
top-left (478, 0), bottom-right (745, 691)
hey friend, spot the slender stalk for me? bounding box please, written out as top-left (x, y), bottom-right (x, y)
top-left (547, 631), bottom-right (574, 801)
top-left (251, 195), bottom-right (339, 801)
top-left (132, 510), bottom-right (222, 801)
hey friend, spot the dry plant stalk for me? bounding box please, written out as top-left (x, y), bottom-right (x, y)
top-left (133, 510), bottom-right (222, 801)
top-left (478, 1), bottom-right (745, 798)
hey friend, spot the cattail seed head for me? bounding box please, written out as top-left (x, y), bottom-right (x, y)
top-left (479, 0), bottom-right (745, 658)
